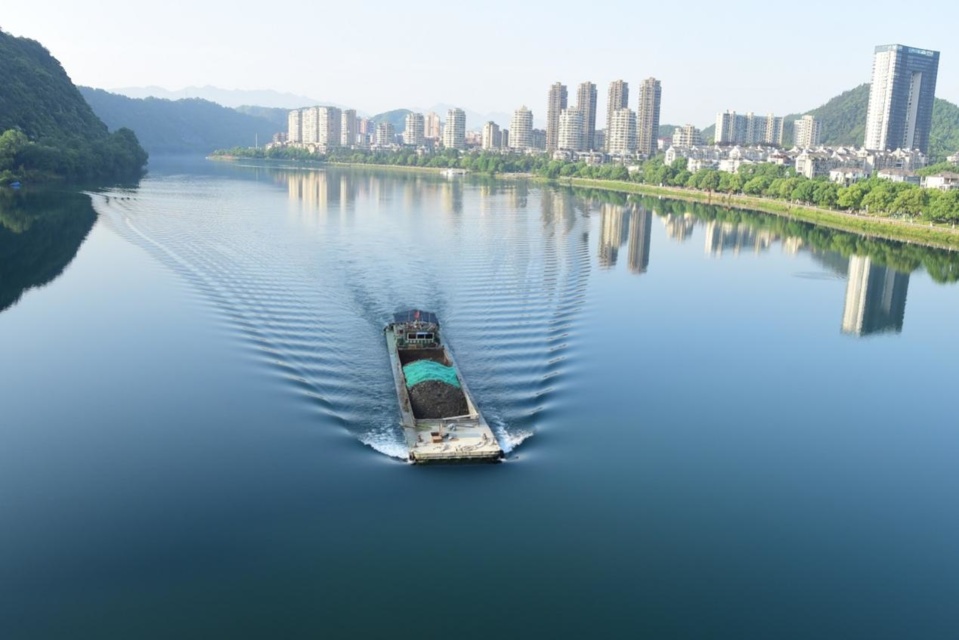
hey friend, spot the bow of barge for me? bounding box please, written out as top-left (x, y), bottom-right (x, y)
top-left (385, 310), bottom-right (503, 464)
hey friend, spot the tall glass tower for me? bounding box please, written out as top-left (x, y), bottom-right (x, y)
top-left (864, 44), bottom-right (940, 154)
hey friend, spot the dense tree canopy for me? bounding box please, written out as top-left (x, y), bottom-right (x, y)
top-left (0, 31), bottom-right (147, 182)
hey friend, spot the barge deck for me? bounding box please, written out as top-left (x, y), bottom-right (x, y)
top-left (385, 310), bottom-right (502, 464)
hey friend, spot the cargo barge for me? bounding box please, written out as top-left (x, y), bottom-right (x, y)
top-left (385, 310), bottom-right (503, 464)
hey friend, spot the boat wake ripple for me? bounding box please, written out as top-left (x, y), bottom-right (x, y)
top-left (92, 171), bottom-right (590, 460)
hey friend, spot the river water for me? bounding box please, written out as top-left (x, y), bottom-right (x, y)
top-left (2, 158), bottom-right (958, 639)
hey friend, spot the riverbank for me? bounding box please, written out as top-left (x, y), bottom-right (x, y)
top-left (564, 178), bottom-right (959, 251)
top-left (206, 156), bottom-right (959, 250)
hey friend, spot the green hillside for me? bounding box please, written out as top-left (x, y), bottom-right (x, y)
top-left (80, 88), bottom-right (281, 154)
top-left (235, 105), bottom-right (289, 131)
top-left (371, 109), bottom-right (413, 132)
top-left (0, 30), bottom-right (146, 182)
top-left (700, 84), bottom-right (959, 161)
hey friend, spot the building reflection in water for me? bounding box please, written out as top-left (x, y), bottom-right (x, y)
top-left (703, 219), bottom-right (779, 257)
top-left (841, 255), bottom-right (909, 336)
top-left (627, 207), bottom-right (651, 274)
top-left (661, 212), bottom-right (695, 242)
top-left (598, 203), bottom-right (625, 268)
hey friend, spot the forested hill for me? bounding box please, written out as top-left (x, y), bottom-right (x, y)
top-left (80, 88), bottom-right (281, 155)
top-left (700, 84), bottom-right (959, 161)
top-left (0, 30), bottom-right (147, 182)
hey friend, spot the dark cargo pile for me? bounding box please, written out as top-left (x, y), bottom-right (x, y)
top-left (408, 380), bottom-right (469, 419)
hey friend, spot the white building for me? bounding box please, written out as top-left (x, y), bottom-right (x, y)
top-left (921, 172), bottom-right (959, 190)
top-left (404, 112), bottom-right (425, 146)
top-left (375, 122), bottom-right (395, 147)
top-left (793, 115), bottom-right (821, 148)
top-left (443, 108), bottom-right (466, 150)
top-left (558, 108), bottom-right (584, 152)
top-left (425, 112), bottom-right (442, 141)
top-left (287, 110), bottom-right (302, 144)
top-left (607, 108), bottom-right (636, 156)
top-left (671, 124), bottom-right (704, 148)
top-left (509, 106), bottom-right (533, 151)
top-left (482, 121), bottom-right (501, 150)
top-left (830, 167), bottom-right (868, 186)
top-left (341, 109), bottom-right (357, 147)
top-left (716, 111), bottom-right (783, 145)
top-left (636, 77), bottom-right (661, 157)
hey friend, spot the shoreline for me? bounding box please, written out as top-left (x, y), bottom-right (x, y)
top-left (206, 157), bottom-right (959, 250)
top-left (561, 178), bottom-right (959, 251)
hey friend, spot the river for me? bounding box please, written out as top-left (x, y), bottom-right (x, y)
top-left (2, 158), bottom-right (958, 638)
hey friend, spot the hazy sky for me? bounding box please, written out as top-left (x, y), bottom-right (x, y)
top-left (5, 0), bottom-right (957, 127)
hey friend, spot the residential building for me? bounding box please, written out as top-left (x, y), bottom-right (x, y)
top-left (425, 112), bottom-right (442, 140)
top-left (501, 129), bottom-right (509, 150)
top-left (605, 80), bottom-right (629, 152)
top-left (482, 121), bottom-right (501, 150)
top-left (547, 82), bottom-right (568, 152)
top-left (865, 44), bottom-right (940, 153)
top-left (576, 82), bottom-right (598, 151)
top-left (341, 109), bottom-right (357, 147)
top-left (509, 106), bottom-right (533, 151)
top-left (672, 124), bottom-right (704, 147)
top-left (288, 110), bottom-right (302, 144)
top-left (375, 122), bottom-right (395, 147)
top-left (830, 167), bottom-right (868, 186)
top-left (404, 112), bottom-right (425, 146)
top-left (636, 77), bottom-right (661, 157)
top-left (716, 111), bottom-right (782, 145)
top-left (793, 115), bottom-right (821, 148)
top-left (795, 151), bottom-right (837, 179)
top-left (921, 172), bottom-right (959, 190)
top-left (948, 152), bottom-right (959, 164)
top-left (443, 108), bottom-right (466, 149)
top-left (607, 108), bottom-right (636, 156)
top-left (300, 106), bottom-right (342, 150)
top-left (876, 168), bottom-right (920, 184)
top-left (531, 129), bottom-right (547, 151)
top-left (558, 108), bottom-right (584, 151)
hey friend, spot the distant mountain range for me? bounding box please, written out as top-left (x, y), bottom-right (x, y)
top-left (699, 84), bottom-right (959, 161)
top-left (80, 84), bottom-right (959, 161)
top-left (80, 88), bottom-right (278, 154)
top-left (109, 85), bottom-right (334, 110)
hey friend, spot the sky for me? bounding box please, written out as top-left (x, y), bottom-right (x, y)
top-left (4, 0), bottom-right (957, 128)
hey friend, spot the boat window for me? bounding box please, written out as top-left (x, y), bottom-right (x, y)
top-left (416, 332), bottom-right (434, 341)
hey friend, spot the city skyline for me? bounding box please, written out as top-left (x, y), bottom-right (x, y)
top-left (4, 0), bottom-right (957, 128)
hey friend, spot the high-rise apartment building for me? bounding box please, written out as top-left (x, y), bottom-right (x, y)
top-left (376, 122), bottom-right (395, 147)
top-left (715, 111), bottom-right (782, 146)
top-left (793, 115), bottom-right (822, 148)
top-left (558, 108), bottom-right (584, 151)
top-left (547, 82), bottom-right (568, 152)
top-left (576, 82), bottom-right (597, 151)
top-left (864, 44), bottom-right (940, 153)
top-left (404, 112), bottom-right (425, 146)
top-left (443, 108), bottom-right (466, 149)
top-left (299, 106), bottom-right (342, 149)
top-left (510, 106), bottom-right (533, 151)
top-left (482, 121), bottom-right (501, 150)
top-left (671, 124), bottom-right (704, 147)
top-left (636, 77), bottom-right (662, 157)
top-left (425, 112), bottom-right (442, 140)
top-left (607, 108), bottom-right (636, 155)
top-left (605, 80), bottom-right (629, 151)
top-left (340, 109), bottom-right (357, 147)
top-left (288, 110), bottom-right (302, 144)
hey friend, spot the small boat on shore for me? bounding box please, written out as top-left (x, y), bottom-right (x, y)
top-left (385, 310), bottom-right (502, 464)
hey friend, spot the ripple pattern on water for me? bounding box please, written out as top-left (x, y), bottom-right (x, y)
top-left (93, 170), bottom-right (590, 458)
